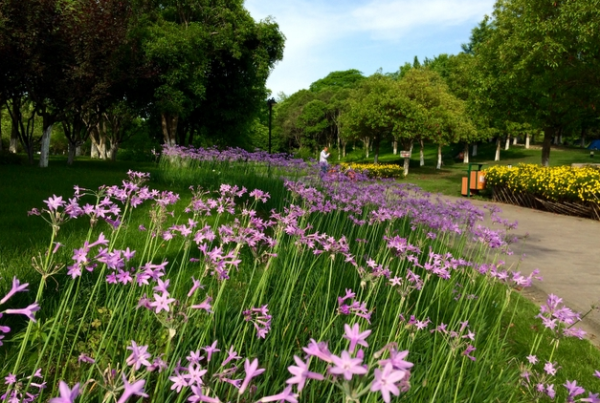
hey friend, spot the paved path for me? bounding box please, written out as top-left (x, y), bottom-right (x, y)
top-left (446, 196), bottom-right (600, 346)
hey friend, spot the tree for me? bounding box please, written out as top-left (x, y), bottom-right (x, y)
top-left (344, 74), bottom-right (421, 169)
top-left (476, 0), bottom-right (600, 166)
top-left (137, 0), bottom-right (284, 147)
top-left (309, 69), bottom-right (365, 93)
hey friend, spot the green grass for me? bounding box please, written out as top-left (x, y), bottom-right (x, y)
top-left (340, 141), bottom-right (594, 197)
top-left (1, 150), bottom-right (600, 402)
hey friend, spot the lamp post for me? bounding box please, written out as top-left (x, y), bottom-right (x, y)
top-left (267, 98), bottom-right (276, 154)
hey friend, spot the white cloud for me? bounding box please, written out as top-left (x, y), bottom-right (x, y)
top-left (351, 0), bottom-right (494, 40)
top-left (245, 0), bottom-right (494, 94)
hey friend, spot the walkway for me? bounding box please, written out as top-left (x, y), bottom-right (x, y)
top-left (446, 196), bottom-right (600, 346)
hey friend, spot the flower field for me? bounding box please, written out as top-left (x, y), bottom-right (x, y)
top-left (340, 162), bottom-right (404, 179)
top-left (1, 147), bottom-right (598, 402)
top-left (484, 164), bottom-right (600, 204)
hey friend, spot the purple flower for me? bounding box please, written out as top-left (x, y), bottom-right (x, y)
top-left (371, 363), bottom-right (407, 403)
top-left (286, 355), bottom-right (324, 391)
top-left (191, 297), bottom-right (213, 313)
top-left (126, 341), bottom-right (152, 370)
top-left (526, 355), bottom-right (538, 364)
top-left (258, 385), bottom-right (298, 403)
top-left (563, 380), bottom-right (585, 399)
top-left (0, 277), bottom-right (29, 305)
top-left (4, 303), bottom-right (40, 322)
top-left (188, 385), bottom-right (221, 403)
top-left (544, 361), bottom-right (558, 376)
top-left (78, 354), bottom-right (95, 364)
top-left (149, 292), bottom-right (176, 313)
top-left (169, 372), bottom-right (190, 393)
top-left (44, 195), bottom-right (66, 211)
top-left (343, 323), bottom-right (371, 353)
top-left (49, 381), bottom-right (81, 403)
top-left (203, 340), bottom-right (220, 362)
top-left (302, 339), bottom-right (332, 363)
top-left (116, 374), bottom-right (148, 403)
top-left (581, 393), bottom-right (600, 403)
top-left (329, 350), bottom-right (368, 380)
top-left (239, 358), bottom-right (265, 394)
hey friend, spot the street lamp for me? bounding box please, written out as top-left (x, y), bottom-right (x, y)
top-left (267, 98), bottom-right (277, 154)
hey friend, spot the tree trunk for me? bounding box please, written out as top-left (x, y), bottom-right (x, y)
top-left (403, 139), bottom-right (413, 176)
top-left (337, 135), bottom-right (341, 161)
top-left (91, 142), bottom-right (100, 158)
top-left (363, 137), bottom-right (370, 159)
top-left (110, 143), bottom-right (119, 162)
top-left (504, 136), bottom-right (510, 150)
top-left (553, 134), bottom-right (559, 145)
top-left (495, 138), bottom-right (501, 161)
top-left (9, 108), bottom-right (19, 153)
top-left (68, 142), bottom-right (76, 165)
top-left (463, 143), bottom-right (469, 164)
top-left (373, 135), bottom-right (380, 164)
top-left (525, 134), bottom-right (531, 149)
top-left (472, 143), bottom-right (478, 156)
top-left (161, 112), bottom-right (178, 146)
top-left (513, 136), bottom-right (518, 145)
top-left (541, 127), bottom-right (554, 167)
top-left (341, 139), bottom-right (346, 158)
top-left (580, 129), bottom-right (586, 148)
top-left (392, 139), bottom-right (398, 155)
top-left (436, 145), bottom-right (443, 169)
top-left (39, 123), bottom-right (53, 168)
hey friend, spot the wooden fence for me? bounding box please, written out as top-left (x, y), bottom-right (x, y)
top-left (491, 186), bottom-right (600, 221)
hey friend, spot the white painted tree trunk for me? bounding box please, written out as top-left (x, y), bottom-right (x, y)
top-left (463, 144), bottom-right (469, 164)
top-left (403, 139), bottom-right (413, 176)
top-left (420, 139), bottom-right (425, 166)
top-left (495, 138), bottom-right (501, 161)
top-left (39, 124), bottom-right (53, 168)
top-left (513, 137), bottom-right (518, 145)
top-left (580, 134), bottom-right (586, 148)
top-left (526, 134), bottom-right (531, 149)
top-left (363, 137), bottom-right (370, 159)
top-left (392, 139), bottom-right (398, 155)
top-left (436, 145), bottom-right (442, 169)
top-left (76, 146), bottom-right (82, 157)
top-left (559, 134), bottom-right (563, 145)
top-left (553, 135), bottom-right (559, 145)
top-left (91, 142), bottom-right (99, 158)
top-left (472, 144), bottom-right (478, 156)
top-left (505, 136), bottom-right (510, 150)
top-left (9, 125), bottom-right (18, 153)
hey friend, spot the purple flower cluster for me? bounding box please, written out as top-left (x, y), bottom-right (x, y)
top-left (299, 322), bottom-right (413, 403)
top-left (1, 277), bottom-right (39, 347)
top-left (537, 294), bottom-right (586, 339)
top-left (337, 289), bottom-right (373, 323)
top-left (2, 369), bottom-right (46, 403)
top-left (243, 305), bottom-right (272, 338)
top-left (162, 144), bottom-right (309, 171)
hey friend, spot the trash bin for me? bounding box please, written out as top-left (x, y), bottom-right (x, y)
top-left (461, 163), bottom-right (485, 197)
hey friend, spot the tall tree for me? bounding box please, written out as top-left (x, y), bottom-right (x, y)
top-left (476, 0), bottom-right (600, 166)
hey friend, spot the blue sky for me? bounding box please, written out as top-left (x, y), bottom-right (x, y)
top-left (245, 0), bottom-right (495, 97)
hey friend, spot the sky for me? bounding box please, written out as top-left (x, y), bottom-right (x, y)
top-left (245, 0), bottom-right (496, 97)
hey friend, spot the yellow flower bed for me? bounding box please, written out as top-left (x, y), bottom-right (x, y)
top-left (484, 164), bottom-right (600, 203)
top-left (340, 162), bottom-right (404, 179)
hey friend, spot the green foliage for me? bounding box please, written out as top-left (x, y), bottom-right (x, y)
top-left (308, 69), bottom-right (365, 92)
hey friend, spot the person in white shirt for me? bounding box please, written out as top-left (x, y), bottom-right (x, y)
top-left (319, 147), bottom-right (330, 172)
